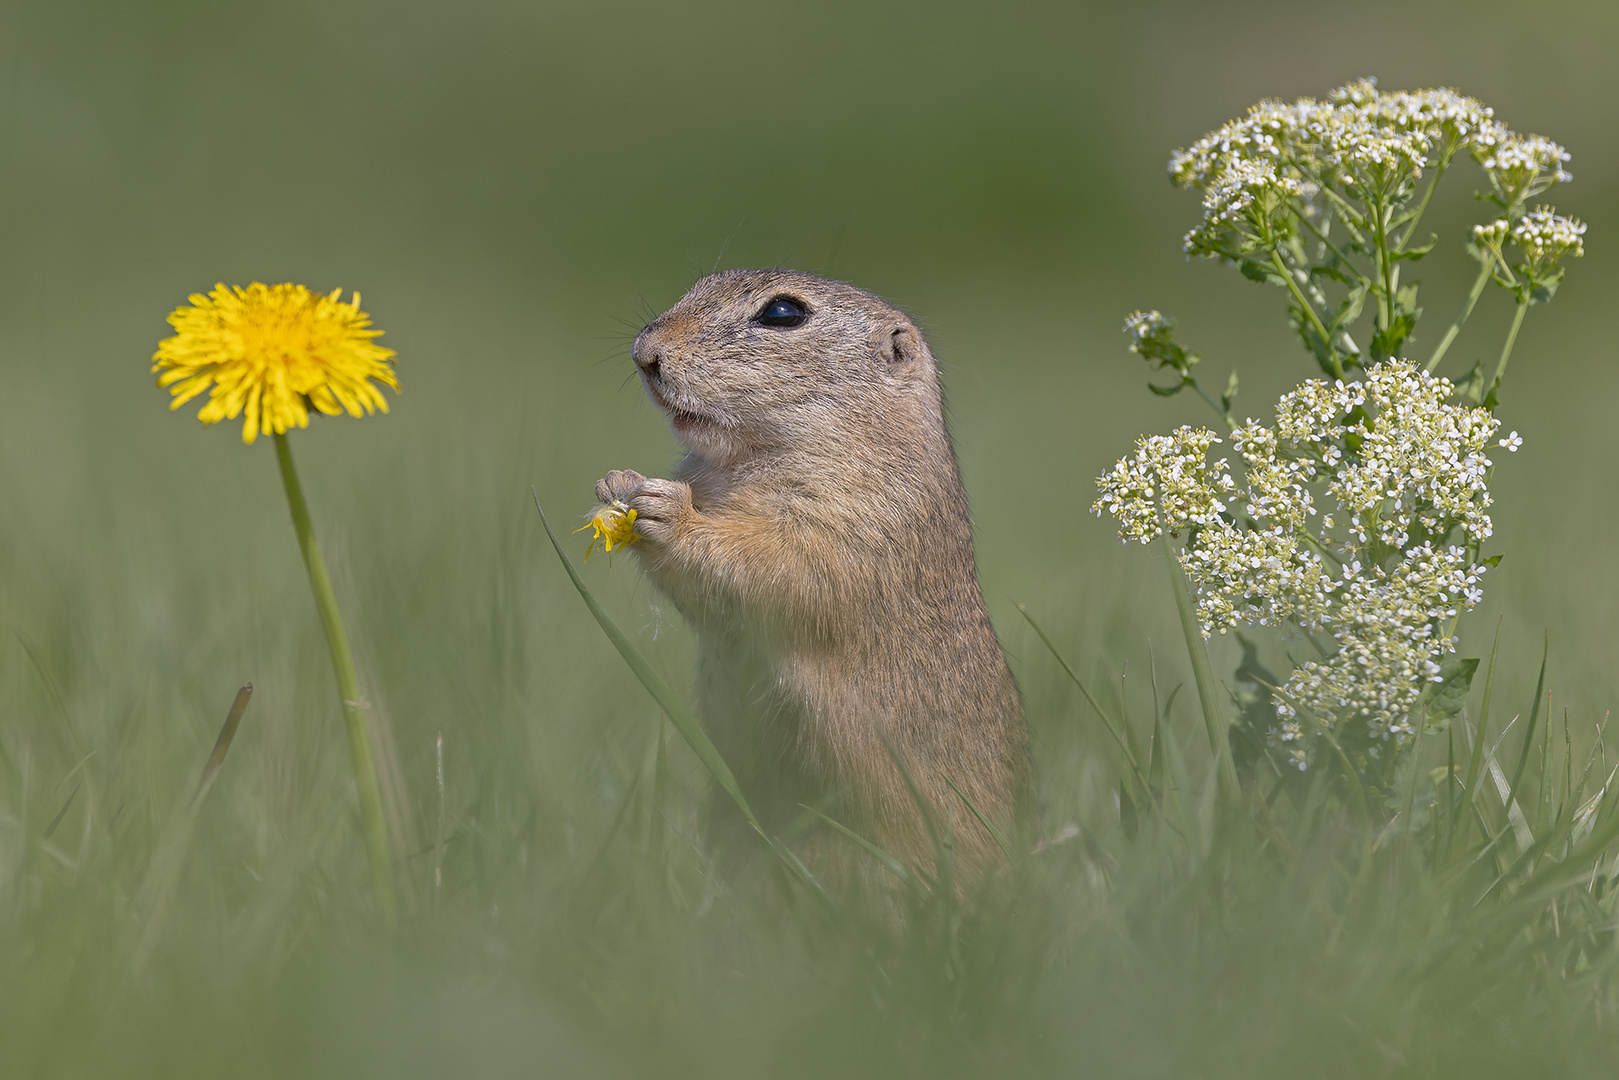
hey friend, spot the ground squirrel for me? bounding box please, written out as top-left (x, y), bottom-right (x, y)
top-left (596, 268), bottom-right (1026, 894)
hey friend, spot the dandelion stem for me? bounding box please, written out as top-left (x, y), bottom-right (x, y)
top-left (274, 432), bottom-right (398, 928)
top-left (1270, 250), bottom-right (1344, 380)
top-left (1164, 536), bottom-right (1241, 805)
top-left (1426, 257), bottom-right (1495, 373)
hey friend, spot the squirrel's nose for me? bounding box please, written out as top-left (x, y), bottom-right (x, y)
top-left (632, 335), bottom-right (664, 380)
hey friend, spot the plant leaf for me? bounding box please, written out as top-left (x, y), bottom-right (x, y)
top-left (1393, 233), bottom-right (1439, 261)
top-left (1422, 656), bottom-right (1479, 730)
top-left (1240, 258), bottom-right (1288, 286)
top-left (1330, 281), bottom-right (1370, 332)
top-left (1221, 370), bottom-right (1239, 412)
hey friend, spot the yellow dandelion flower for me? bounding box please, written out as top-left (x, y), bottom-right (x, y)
top-left (575, 500), bottom-right (641, 562)
top-left (153, 282), bottom-right (399, 444)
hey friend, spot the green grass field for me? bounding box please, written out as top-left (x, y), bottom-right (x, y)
top-left (4, 2), bottom-right (1619, 1076)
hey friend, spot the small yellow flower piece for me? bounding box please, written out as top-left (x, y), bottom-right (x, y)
top-left (575, 500), bottom-right (641, 563)
top-left (153, 282), bottom-right (399, 444)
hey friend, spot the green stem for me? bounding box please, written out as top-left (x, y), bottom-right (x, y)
top-left (1208, 240), bottom-right (1296, 286)
top-left (1297, 528), bottom-right (1343, 571)
top-left (1187, 379), bottom-right (1236, 431)
top-left (1426, 257), bottom-right (1495, 373)
top-left (1372, 200), bottom-right (1394, 335)
top-left (1164, 536), bottom-right (1241, 805)
top-left (1291, 207), bottom-right (1372, 286)
top-left (274, 433), bottom-right (398, 928)
top-left (1270, 250), bottom-right (1344, 379)
top-left (433, 732), bottom-right (445, 906)
top-left (1491, 299), bottom-right (1529, 400)
top-left (1397, 147), bottom-right (1452, 251)
top-left (1291, 162), bottom-right (1368, 228)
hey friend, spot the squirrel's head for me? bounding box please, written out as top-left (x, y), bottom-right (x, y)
top-left (631, 268), bottom-right (938, 465)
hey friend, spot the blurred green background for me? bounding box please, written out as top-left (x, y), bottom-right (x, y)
top-left (2, 0), bottom-right (1617, 1076)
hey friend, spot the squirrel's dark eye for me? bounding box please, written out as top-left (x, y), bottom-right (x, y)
top-left (754, 296), bottom-right (809, 329)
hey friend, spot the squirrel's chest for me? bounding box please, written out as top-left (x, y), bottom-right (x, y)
top-left (692, 632), bottom-right (853, 767)
top-left (693, 632), bottom-right (798, 728)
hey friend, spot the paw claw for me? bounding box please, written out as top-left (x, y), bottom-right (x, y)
top-left (591, 471), bottom-right (690, 546)
top-left (594, 469), bottom-right (648, 505)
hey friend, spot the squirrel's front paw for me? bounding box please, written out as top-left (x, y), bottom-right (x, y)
top-left (595, 469), bottom-right (647, 505)
top-left (593, 470), bottom-right (694, 546)
top-left (624, 478), bottom-right (694, 545)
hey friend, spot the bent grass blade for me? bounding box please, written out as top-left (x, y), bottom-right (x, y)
top-left (801, 803), bottom-right (925, 901)
top-left (193, 684), bottom-right (252, 809)
top-left (532, 489), bottom-right (760, 834)
top-left (945, 777), bottom-right (1014, 864)
top-left (1016, 604), bottom-right (1152, 800)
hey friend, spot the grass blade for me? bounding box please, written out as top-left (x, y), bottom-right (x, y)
top-left (193, 684), bottom-right (252, 809)
top-left (1454, 619), bottom-right (1503, 848)
top-left (874, 730), bottom-right (947, 869)
top-left (800, 803), bottom-right (923, 898)
top-left (1163, 535), bottom-right (1240, 804)
top-left (433, 731), bottom-right (446, 905)
top-left (1502, 632), bottom-right (1548, 826)
top-left (42, 783), bottom-right (80, 841)
top-left (1016, 604), bottom-right (1152, 797)
top-left (533, 489), bottom-right (762, 834)
top-left (945, 777), bottom-right (1014, 863)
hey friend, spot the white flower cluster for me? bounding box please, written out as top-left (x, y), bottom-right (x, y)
top-left (1272, 542), bottom-right (1482, 767)
top-left (1472, 123), bottom-right (1572, 202)
top-left (1473, 218), bottom-right (1510, 248)
top-left (1313, 361), bottom-right (1498, 548)
top-left (1511, 206), bottom-right (1587, 268)
top-left (1201, 157), bottom-right (1305, 230)
top-left (1326, 78), bottom-right (1495, 141)
top-left (1123, 309), bottom-right (1172, 350)
top-left (1168, 99), bottom-right (1297, 189)
top-left (1168, 79), bottom-right (1570, 259)
top-left (1092, 425), bottom-right (1234, 543)
top-left (1093, 360), bottom-right (1505, 769)
top-left (1169, 81), bottom-right (1494, 190)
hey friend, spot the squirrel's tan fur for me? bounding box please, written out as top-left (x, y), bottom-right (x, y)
top-left (597, 268), bottom-right (1026, 892)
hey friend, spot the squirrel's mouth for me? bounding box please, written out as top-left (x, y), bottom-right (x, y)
top-left (645, 382), bottom-right (720, 433)
top-left (669, 405), bottom-right (707, 429)
top-left (643, 380), bottom-right (740, 460)
top-left (644, 374), bottom-right (744, 463)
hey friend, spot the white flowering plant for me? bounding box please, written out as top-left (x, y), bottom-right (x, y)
top-left (1095, 80), bottom-right (1585, 792)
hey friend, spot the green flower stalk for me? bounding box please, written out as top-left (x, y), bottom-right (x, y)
top-left (274, 433), bottom-right (398, 927)
top-left (154, 282), bottom-right (401, 925)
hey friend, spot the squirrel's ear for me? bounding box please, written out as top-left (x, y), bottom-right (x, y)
top-left (882, 321), bottom-right (927, 373)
